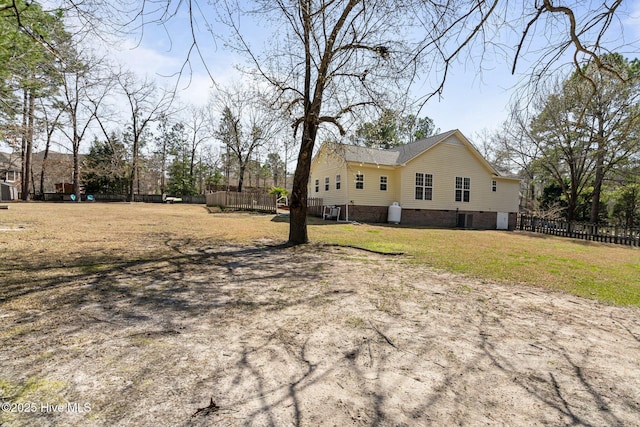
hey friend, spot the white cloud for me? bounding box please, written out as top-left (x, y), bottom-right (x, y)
top-left (111, 38), bottom-right (181, 79)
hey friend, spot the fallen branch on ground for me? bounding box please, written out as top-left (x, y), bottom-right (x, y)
top-left (191, 398), bottom-right (220, 418)
top-left (324, 243), bottom-right (404, 256)
top-left (368, 320), bottom-right (397, 349)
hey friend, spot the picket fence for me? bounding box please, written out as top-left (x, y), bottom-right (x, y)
top-left (518, 215), bottom-right (639, 247)
top-left (206, 191), bottom-right (277, 213)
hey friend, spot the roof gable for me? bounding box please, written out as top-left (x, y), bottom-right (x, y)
top-left (389, 130), bottom-right (457, 164)
top-left (314, 129), bottom-right (501, 176)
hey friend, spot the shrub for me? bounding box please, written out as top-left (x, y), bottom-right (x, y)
top-left (269, 186), bottom-right (289, 198)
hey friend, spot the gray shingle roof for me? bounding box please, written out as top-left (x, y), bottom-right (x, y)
top-left (342, 144), bottom-right (400, 165)
top-left (338, 129), bottom-right (458, 166)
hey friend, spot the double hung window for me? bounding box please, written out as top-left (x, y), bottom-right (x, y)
top-left (380, 176), bottom-right (388, 191)
top-left (415, 173), bottom-right (433, 200)
top-left (455, 177), bottom-right (470, 202)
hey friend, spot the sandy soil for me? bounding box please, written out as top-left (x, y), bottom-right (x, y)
top-left (1, 241), bottom-right (639, 426)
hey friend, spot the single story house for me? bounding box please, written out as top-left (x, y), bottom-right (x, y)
top-left (308, 129), bottom-right (521, 230)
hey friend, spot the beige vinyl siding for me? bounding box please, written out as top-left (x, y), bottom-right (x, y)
top-left (310, 135), bottom-right (520, 214)
top-left (400, 136), bottom-right (518, 212)
top-left (345, 164), bottom-right (399, 207)
top-left (308, 145), bottom-right (348, 206)
top-left (491, 177), bottom-right (521, 212)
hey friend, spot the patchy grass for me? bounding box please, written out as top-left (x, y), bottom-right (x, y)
top-left (1, 202), bottom-right (638, 306)
top-left (0, 376), bottom-right (67, 406)
top-left (1, 203), bottom-right (639, 426)
top-left (310, 222), bottom-right (640, 306)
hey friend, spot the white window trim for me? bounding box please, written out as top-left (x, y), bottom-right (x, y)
top-left (455, 176), bottom-right (470, 202)
top-left (415, 172), bottom-right (433, 200)
top-left (380, 176), bottom-right (388, 191)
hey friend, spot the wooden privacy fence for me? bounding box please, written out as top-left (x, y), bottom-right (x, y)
top-left (206, 191), bottom-right (277, 213)
top-left (307, 197), bottom-right (324, 217)
top-left (82, 194), bottom-right (206, 203)
top-left (518, 215), bottom-right (640, 247)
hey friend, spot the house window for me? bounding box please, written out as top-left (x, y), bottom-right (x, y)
top-left (380, 176), bottom-right (388, 191)
top-left (492, 180), bottom-right (497, 192)
top-left (4, 171), bottom-right (17, 182)
top-left (355, 173), bottom-right (364, 190)
top-left (455, 176), bottom-right (470, 202)
top-left (324, 177), bottom-right (330, 191)
top-left (315, 179), bottom-right (319, 193)
top-left (415, 173), bottom-right (433, 200)
top-left (336, 174), bottom-right (341, 190)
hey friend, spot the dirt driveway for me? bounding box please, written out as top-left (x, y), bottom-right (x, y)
top-left (1, 241), bottom-right (639, 426)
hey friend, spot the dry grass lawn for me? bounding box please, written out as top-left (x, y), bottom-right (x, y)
top-left (1, 202), bottom-right (639, 426)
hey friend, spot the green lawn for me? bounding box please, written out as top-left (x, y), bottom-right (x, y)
top-left (2, 203), bottom-right (638, 307)
top-left (307, 220), bottom-right (640, 307)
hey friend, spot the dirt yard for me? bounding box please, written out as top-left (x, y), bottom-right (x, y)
top-left (1, 233), bottom-right (639, 426)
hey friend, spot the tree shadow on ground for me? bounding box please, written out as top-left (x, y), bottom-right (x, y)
top-left (1, 241), bottom-right (639, 426)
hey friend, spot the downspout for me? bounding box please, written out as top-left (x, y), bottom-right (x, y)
top-left (344, 165), bottom-right (349, 222)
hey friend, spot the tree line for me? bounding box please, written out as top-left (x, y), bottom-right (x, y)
top-left (2, 0), bottom-right (638, 244)
top-left (0, 1), bottom-right (295, 202)
top-left (485, 53), bottom-right (640, 228)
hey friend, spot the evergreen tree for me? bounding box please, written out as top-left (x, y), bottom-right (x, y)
top-left (83, 135), bottom-right (129, 194)
top-left (1, 1), bottom-right (67, 199)
top-left (353, 110), bottom-right (437, 148)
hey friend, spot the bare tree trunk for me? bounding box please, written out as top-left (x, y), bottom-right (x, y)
top-left (73, 112), bottom-right (81, 201)
top-left (289, 122), bottom-right (317, 245)
top-left (160, 148), bottom-right (166, 195)
top-left (21, 90), bottom-right (35, 201)
top-left (567, 186), bottom-right (578, 222)
top-left (39, 135), bottom-right (52, 196)
top-left (20, 90), bottom-right (29, 200)
top-left (39, 157), bottom-right (48, 196)
top-left (128, 137), bottom-right (139, 202)
top-left (590, 119), bottom-right (606, 223)
top-left (237, 164), bottom-right (246, 193)
top-left (590, 149), bottom-right (605, 223)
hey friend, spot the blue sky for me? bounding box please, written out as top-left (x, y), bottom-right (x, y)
top-left (109, 1), bottom-right (640, 144)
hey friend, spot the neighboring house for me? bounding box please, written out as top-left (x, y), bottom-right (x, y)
top-left (0, 151), bottom-right (21, 184)
top-left (0, 150), bottom-right (78, 199)
top-left (0, 151), bottom-right (21, 201)
top-left (309, 129), bottom-right (521, 230)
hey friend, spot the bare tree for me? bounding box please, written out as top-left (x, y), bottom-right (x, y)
top-left (117, 70), bottom-right (174, 201)
top-left (57, 45), bottom-right (114, 201)
top-left (37, 97), bottom-right (65, 196)
top-left (576, 55), bottom-right (640, 223)
top-left (509, 0), bottom-right (633, 83)
top-left (522, 76), bottom-right (601, 222)
top-left (220, 0), bottom-right (437, 243)
top-left (212, 83), bottom-right (277, 193)
top-left (500, 53), bottom-right (640, 222)
top-left (184, 105), bottom-right (211, 179)
top-left (223, 0), bottom-right (625, 243)
top-left (115, 0), bottom-right (637, 243)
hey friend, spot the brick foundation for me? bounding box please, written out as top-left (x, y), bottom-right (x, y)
top-left (321, 204), bottom-right (517, 230)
